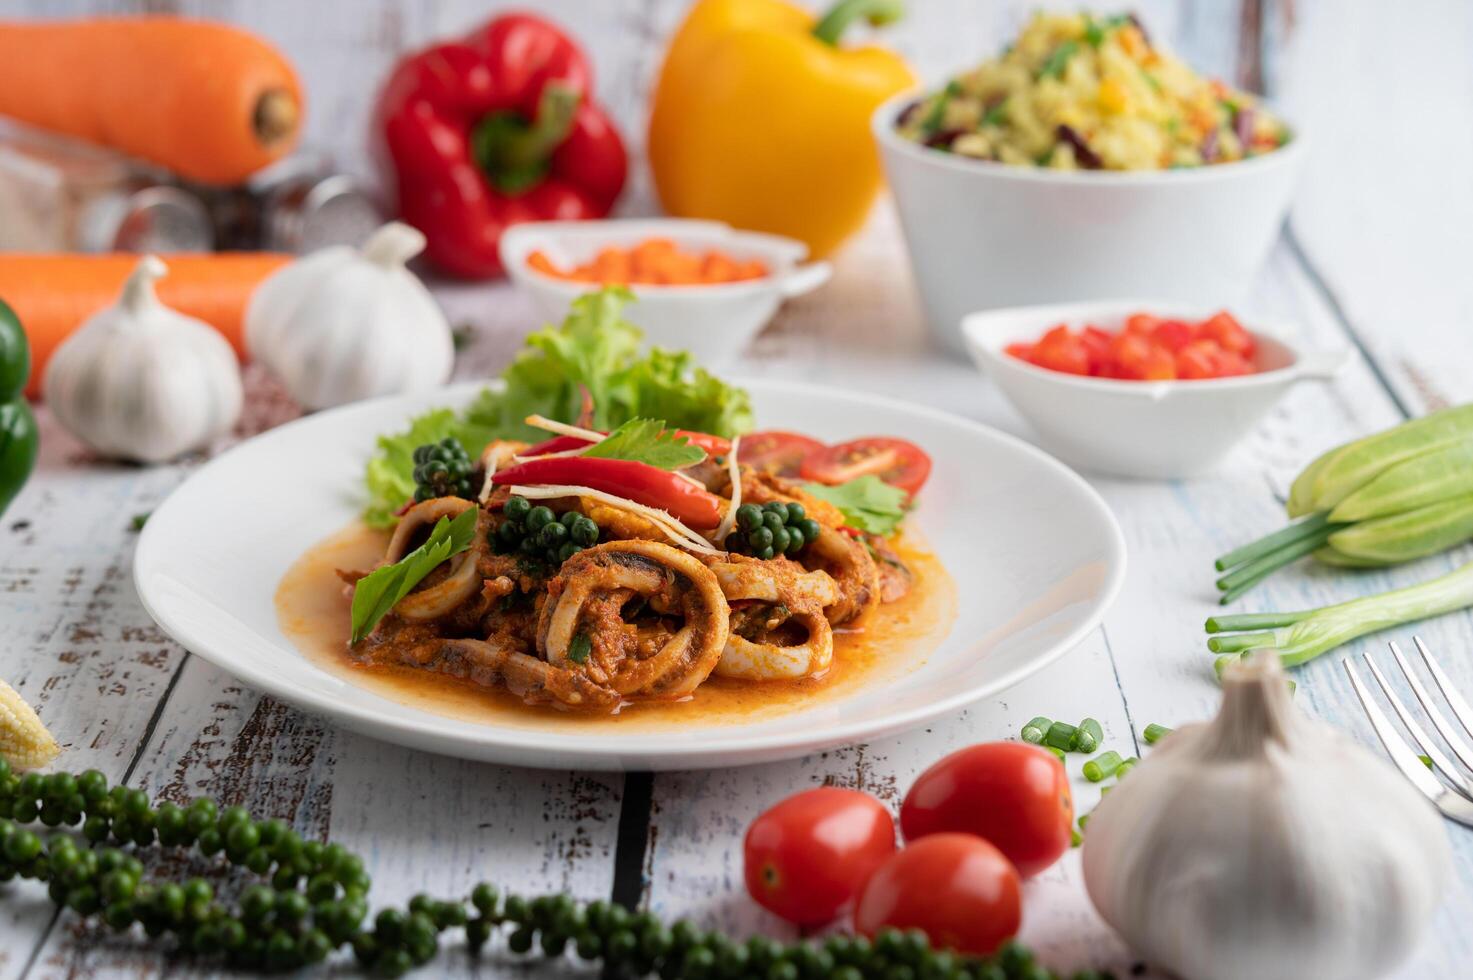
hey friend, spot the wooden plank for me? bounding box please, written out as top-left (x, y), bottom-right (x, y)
top-left (21, 653), bottom-right (624, 978)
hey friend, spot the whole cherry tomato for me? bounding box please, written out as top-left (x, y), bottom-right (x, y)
top-left (854, 833), bottom-right (1021, 957)
top-left (900, 742), bottom-right (1073, 878)
top-left (743, 787), bottom-right (896, 926)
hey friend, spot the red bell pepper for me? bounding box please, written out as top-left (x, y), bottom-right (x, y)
top-left (493, 456), bottom-right (725, 529)
top-left (376, 13), bottom-right (628, 279)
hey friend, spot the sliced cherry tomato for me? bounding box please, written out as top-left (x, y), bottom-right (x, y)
top-left (853, 834), bottom-right (1021, 957)
top-left (800, 438), bottom-right (932, 496)
top-left (899, 742), bottom-right (1073, 878)
top-left (737, 431), bottom-right (825, 479)
top-left (744, 787), bottom-right (896, 926)
top-left (491, 456), bottom-right (725, 528)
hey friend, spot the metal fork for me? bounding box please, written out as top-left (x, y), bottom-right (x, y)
top-left (1344, 636), bottom-right (1473, 827)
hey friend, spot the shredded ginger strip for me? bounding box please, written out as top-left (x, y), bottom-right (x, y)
top-left (712, 436), bottom-right (742, 544)
top-left (523, 415), bottom-right (605, 443)
top-left (508, 484), bottom-right (724, 556)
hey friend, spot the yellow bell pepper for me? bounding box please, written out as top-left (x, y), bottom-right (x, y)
top-left (647, 0), bottom-right (917, 258)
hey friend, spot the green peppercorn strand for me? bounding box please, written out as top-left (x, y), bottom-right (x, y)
top-left (728, 501), bottom-right (816, 560)
top-left (0, 760), bottom-right (1112, 980)
top-left (411, 438), bottom-right (476, 503)
top-left (490, 497), bottom-right (599, 568)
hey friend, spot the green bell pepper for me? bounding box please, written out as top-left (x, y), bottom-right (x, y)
top-left (0, 298), bottom-right (38, 518)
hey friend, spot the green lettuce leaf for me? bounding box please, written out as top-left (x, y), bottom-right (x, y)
top-left (362, 288), bottom-right (753, 525)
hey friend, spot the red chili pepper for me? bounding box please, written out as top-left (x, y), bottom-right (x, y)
top-left (375, 13), bottom-right (628, 279)
top-left (522, 429), bottom-right (732, 458)
top-left (493, 456), bottom-right (725, 529)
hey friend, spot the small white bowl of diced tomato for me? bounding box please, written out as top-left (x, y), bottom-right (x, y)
top-left (962, 301), bottom-right (1352, 479)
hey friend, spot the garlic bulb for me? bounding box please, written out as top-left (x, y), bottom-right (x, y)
top-left (43, 257), bottom-right (243, 463)
top-left (1082, 651), bottom-right (1448, 980)
top-left (245, 221), bottom-right (453, 410)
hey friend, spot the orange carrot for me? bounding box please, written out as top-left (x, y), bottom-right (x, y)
top-left (527, 239), bottom-right (768, 286)
top-left (0, 17), bottom-right (302, 185)
top-left (0, 253), bottom-right (290, 398)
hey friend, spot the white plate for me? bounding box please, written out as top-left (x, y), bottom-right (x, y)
top-left (135, 381), bottom-right (1126, 771)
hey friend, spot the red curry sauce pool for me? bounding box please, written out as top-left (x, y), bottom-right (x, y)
top-left (274, 522), bottom-right (957, 732)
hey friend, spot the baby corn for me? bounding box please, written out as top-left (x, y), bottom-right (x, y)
top-left (0, 676), bottom-right (59, 769)
top-left (1216, 405), bottom-right (1473, 601)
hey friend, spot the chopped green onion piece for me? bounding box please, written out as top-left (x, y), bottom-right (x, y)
top-left (1021, 716), bottom-right (1052, 744)
top-left (1043, 721), bottom-right (1078, 751)
top-left (568, 633), bottom-right (592, 665)
top-left (1045, 745), bottom-right (1065, 762)
top-left (1070, 828), bottom-right (1082, 848)
top-left (1078, 812), bottom-right (1090, 831)
top-left (1143, 723), bottom-right (1173, 745)
top-left (1075, 718), bottom-right (1103, 754)
top-left (1083, 751), bottom-right (1124, 782)
top-left (1420, 754), bottom-right (1433, 769)
top-left (1115, 758), bottom-right (1139, 780)
top-left (1099, 785), bottom-right (1112, 796)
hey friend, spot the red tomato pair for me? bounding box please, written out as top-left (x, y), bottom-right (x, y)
top-left (742, 742), bottom-right (1072, 957)
top-left (1006, 310), bottom-right (1258, 382)
top-left (738, 432), bottom-right (932, 496)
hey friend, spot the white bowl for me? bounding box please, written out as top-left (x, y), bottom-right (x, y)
top-left (500, 219), bottom-right (832, 365)
top-left (873, 91), bottom-right (1307, 355)
top-left (962, 301), bottom-right (1351, 479)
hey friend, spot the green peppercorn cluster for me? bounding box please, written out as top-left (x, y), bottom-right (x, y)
top-left (729, 502), bottom-right (821, 560)
top-left (0, 758), bottom-right (1113, 980)
top-left (492, 495), bottom-right (599, 566)
top-left (411, 438), bottom-right (475, 502)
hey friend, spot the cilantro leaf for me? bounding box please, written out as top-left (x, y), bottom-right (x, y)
top-left (350, 508), bottom-right (478, 642)
top-left (582, 419), bottom-right (705, 470)
top-left (801, 477), bottom-right (909, 537)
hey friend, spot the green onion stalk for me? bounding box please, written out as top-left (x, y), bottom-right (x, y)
top-left (1206, 560), bottom-right (1473, 672)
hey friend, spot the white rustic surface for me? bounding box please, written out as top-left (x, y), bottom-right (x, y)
top-left (4, 0), bottom-right (1473, 977)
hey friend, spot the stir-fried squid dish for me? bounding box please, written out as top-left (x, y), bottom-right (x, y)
top-left (344, 415), bottom-right (927, 713)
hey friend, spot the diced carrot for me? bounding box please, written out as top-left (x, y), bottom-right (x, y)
top-left (526, 238), bottom-right (769, 286)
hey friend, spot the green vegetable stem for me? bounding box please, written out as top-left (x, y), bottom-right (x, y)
top-left (1206, 560), bottom-right (1473, 669)
top-left (0, 760), bottom-right (1111, 979)
top-left (1215, 405), bottom-right (1473, 600)
top-left (0, 298), bottom-right (38, 519)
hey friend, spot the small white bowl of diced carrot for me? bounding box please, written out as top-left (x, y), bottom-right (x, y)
top-left (963, 301), bottom-right (1353, 479)
top-left (501, 219), bottom-right (832, 365)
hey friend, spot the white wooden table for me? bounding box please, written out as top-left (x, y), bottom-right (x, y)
top-left (4, 1), bottom-right (1473, 976)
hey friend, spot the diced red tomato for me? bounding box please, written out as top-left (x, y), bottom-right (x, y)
top-left (1197, 311), bottom-right (1256, 357)
top-left (1006, 309), bottom-right (1260, 382)
top-left (800, 437), bottom-right (932, 496)
top-left (1149, 319), bottom-right (1194, 353)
